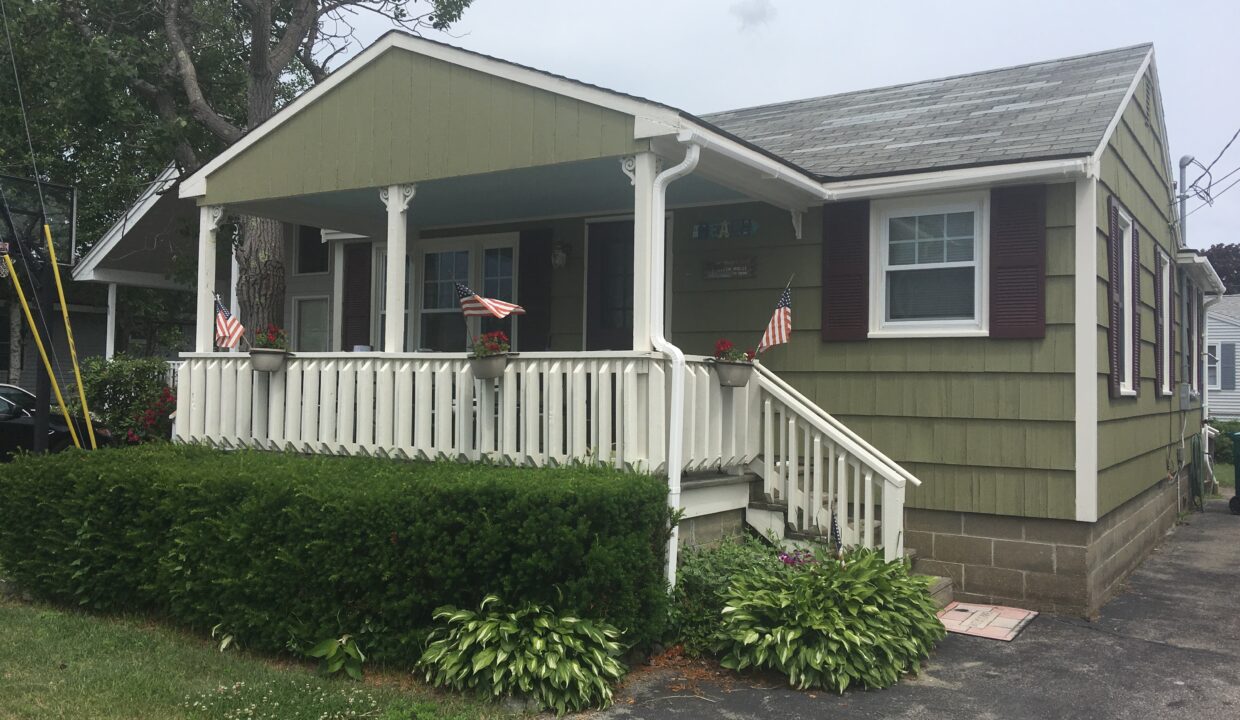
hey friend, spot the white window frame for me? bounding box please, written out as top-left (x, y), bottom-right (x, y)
top-left (292, 225), bottom-right (331, 277)
top-left (1115, 207), bottom-right (1136, 396)
top-left (1158, 249), bottom-right (1174, 396)
top-left (411, 233), bottom-right (520, 352)
top-left (291, 294), bottom-right (331, 352)
top-left (1207, 342), bottom-right (1220, 391)
top-left (869, 191), bottom-right (989, 338)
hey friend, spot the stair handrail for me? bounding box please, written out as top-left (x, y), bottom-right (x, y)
top-left (750, 361), bottom-right (921, 490)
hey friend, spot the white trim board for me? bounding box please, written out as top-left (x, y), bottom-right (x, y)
top-left (1074, 176), bottom-right (1099, 523)
top-left (74, 163), bottom-right (180, 283)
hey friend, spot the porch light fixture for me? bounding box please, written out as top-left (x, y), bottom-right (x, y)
top-left (551, 241), bottom-right (569, 269)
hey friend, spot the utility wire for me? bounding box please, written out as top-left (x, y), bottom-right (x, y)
top-left (0, 0), bottom-right (46, 212)
top-left (1191, 126), bottom-right (1240, 189)
top-left (1184, 174), bottom-right (1240, 220)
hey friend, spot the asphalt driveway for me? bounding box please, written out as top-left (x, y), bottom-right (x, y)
top-left (600, 499), bottom-right (1240, 720)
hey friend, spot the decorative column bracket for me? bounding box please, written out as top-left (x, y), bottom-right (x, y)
top-left (380, 183), bottom-right (417, 212)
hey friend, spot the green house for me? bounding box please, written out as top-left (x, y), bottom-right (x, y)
top-left (77, 35), bottom-right (1223, 615)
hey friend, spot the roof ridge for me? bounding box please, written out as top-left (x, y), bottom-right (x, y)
top-left (701, 42), bottom-right (1153, 118)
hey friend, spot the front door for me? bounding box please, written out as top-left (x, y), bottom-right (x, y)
top-left (586, 220), bottom-right (634, 351)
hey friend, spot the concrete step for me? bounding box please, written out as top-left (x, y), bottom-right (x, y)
top-left (925, 575), bottom-right (954, 609)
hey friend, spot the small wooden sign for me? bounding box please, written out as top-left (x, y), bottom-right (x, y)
top-left (703, 257), bottom-right (757, 280)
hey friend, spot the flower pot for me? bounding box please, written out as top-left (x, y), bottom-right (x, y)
top-left (469, 353), bottom-right (509, 380)
top-left (249, 348), bottom-right (289, 372)
top-left (714, 360), bottom-right (754, 388)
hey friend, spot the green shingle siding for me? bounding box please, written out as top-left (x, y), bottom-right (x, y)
top-left (669, 185), bottom-right (1077, 519)
top-left (203, 49), bottom-right (644, 205)
top-left (1094, 68), bottom-right (1195, 517)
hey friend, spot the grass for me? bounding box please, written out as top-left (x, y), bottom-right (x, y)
top-left (0, 597), bottom-right (514, 720)
top-left (1213, 462), bottom-right (1235, 490)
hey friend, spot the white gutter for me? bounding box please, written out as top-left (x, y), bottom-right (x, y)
top-left (652, 134), bottom-right (702, 587)
top-left (679, 127), bottom-right (828, 202)
top-left (824, 157), bottom-right (1094, 201)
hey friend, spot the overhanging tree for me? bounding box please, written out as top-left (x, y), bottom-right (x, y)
top-left (1204, 243), bottom-right (1240, 295)
top-left (61, 0), bottom-right (474, 333)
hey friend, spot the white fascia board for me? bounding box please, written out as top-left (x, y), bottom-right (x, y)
top-left (1090, 47), bottom-right (1153, 167)
top-left (74, 163), bottom-right (180, 280)
top-left (1177, 251), bottom-right (1227, 294)
top-left (670, 128), bottom-right (827, 207)
top-left (180, 33), bottom-right (687, 199)
top-left (78, 267), bottom-right (191, 292)
top-left (321, 229), bottom-right (368, 241)
top-left (824, 157), bottom-right (1094, 202)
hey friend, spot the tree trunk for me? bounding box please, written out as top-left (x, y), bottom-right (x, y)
top-left (236, 215), bottom-right (286, 336)
top-left (7, 303), bottom-right (21, 384)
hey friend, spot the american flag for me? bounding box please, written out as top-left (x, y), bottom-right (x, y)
top-left (456, 283), bottom-right (525, 319)
top-left (757, 286), bottom-right (792, 353)
top-left (214, 296), bottom-right (245, 349)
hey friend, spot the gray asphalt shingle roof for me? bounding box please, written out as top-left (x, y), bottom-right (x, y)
top-left (1212, 296), bottom-right (1240, 325)
top-left (699, 44), bottom-right (1152, 180)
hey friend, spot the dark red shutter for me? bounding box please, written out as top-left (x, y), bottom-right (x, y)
top-left (1106, 196), bottom-right (1123, 398)
top-left (1154, 252), bottom-right (1165, 394)
top-left (989, 185), bottom-right (1047, 338)
top-left (517, 229), bottom-right (553, 351)
top-left (822, 200), bottom-right (870, 342)
top-left (340, 243), bottom-right (372, 350)
top-left (1131, 225), bottom-right (1141, 397)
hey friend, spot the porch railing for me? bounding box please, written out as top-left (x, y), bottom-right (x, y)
top-left (173, 352), bottom-right (759, 473)
top-left (175, 351), bottom-right (916, 560)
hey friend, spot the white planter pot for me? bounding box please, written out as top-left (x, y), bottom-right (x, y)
top-left (469, 353), bottom-right (509, 380)
top-left (714, 360), bottom-right (754, 388)
top-left (250, 348), bottom-right (289, 373)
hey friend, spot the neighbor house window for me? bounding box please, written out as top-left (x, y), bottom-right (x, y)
top-left (1208, 342), bottom-right (1220, 390)
top-left (872, 192), bottom-right (987, 336)
top-left (293, 296), bottom-right (330, 352)
top-left (295, 225), bottom-right (329, 275)
top-left (1114, 208), bottom-right (1135, 394)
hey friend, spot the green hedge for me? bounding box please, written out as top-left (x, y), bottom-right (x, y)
top-left (0, 445), bottom-right (672, 663)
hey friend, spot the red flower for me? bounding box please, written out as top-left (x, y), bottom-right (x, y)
top-left (715, 338), bottom-right (734, 355)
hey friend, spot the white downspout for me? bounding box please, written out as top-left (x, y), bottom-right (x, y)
top-left (650, 138), bottom-right (701, 588)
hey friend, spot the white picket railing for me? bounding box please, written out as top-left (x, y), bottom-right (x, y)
top-left (174, 352), bottom-right (760, 473)
top-left (750, 361), bottom-right (919, 560)
top-left (175, 351), bottom-right (916, 559)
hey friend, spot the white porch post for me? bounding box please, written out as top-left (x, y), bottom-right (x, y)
top-left (229, 252), bottom-right (240, 353)
top-left (380, 184), bottom-right (416, 353)
top-left (194, 205), bottom-right (225, 352)
top-left (629, 153), bottom-right (657, 351)
top-left (105, 283), bottom-right (117, 360)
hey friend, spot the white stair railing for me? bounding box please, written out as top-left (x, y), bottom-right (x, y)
top-left (751, 362), bottom-right (920, 561)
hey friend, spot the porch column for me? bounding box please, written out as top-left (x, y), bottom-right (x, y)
top-left (629, 152), bottom-right (658, 351)
top-left (194, 205), bottom-right (225, 352)
top-left (380, 184), bottom-right (416, 353)
top-left (105, 283), bottom-right (117, 360)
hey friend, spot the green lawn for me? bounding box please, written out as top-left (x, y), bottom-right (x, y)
top-left (0, 597), bottom-right (513, 720)
top-left (1214, 462), bottom-right (1235, 490)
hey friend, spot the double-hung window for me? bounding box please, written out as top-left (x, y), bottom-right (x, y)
top-left (872, 192), bottom-right (988, 336)
top-left (414, 233), bottom-right (519, 352)
top-left (1208, 343), bottom-right (1220, 390)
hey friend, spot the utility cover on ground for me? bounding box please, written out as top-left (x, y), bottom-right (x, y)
top-left (938, 602), bottom-right (1037, 641)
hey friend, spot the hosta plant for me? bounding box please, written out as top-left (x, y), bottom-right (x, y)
top-left (418, 595), bottom-right (626, 715)
top-left (714, 547), bottom-right (946, 693)
top-left (306, 634), bottom-right (366, 680)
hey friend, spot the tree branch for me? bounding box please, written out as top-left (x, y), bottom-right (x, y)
top-left (164, 0), bottom-right (244, 143)
top-left (266, 0), bottom-right (319, 77)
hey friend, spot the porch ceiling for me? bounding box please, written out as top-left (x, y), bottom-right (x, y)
top-left (229, 157), bottom-right (747, 237)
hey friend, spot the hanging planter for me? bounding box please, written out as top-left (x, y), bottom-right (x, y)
top-left (712, 338), bottom-right (755, 388)
top-left (469, 330), bottom-right (511, 380)
top-left (250, 324), bottom-right (290, 372)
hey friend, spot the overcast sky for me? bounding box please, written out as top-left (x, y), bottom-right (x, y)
top-left (349, 0), bottom-right (1239, 249)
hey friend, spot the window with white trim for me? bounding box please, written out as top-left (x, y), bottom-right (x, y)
top-left (1159, 249), bottom-right (1173, 396)
top-left (1115, 208), bottom-right (1135, 394)
top-left (294, 225), bottom-right (329, 275)
top-left (872, 192), bottom-right (988, 336)
top-left (293, 296), bottom-right (330, 352)
top-left (1208, 342), bottom-right (1220, 390)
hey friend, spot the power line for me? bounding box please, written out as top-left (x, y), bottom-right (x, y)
top-left (1184, 173), bottom-right (1240, 220)
top-left (1190, 126), bottom-right (1240, 189)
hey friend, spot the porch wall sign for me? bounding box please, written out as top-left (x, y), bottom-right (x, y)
top-left (703, 257), bottom-right (757, 280)
top-left (691, 218), bottom-right (758, 240)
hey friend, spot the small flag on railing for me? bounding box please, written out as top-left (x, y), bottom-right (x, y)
top-left (456, 283), bottom-right (525, 319)
top-left (757, 286), bottom-right (792, 353)
top-left (214, 295), bottom-right (245, 349)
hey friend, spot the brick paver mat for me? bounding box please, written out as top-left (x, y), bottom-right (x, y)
top-left (937, 601), bottom-right (1037, 641)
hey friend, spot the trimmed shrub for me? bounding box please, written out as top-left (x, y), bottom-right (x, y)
top-left (669, 534), bottom-right (777, 655)
top-left (0, 445), bottom-right (672, 663)
top-left (714, 547), bottom-right (946, 692)
top-left (419, 595), bottom-right (625, 714)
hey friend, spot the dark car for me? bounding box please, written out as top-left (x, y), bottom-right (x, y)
top-left (0, 384), bottom-right (112, 459)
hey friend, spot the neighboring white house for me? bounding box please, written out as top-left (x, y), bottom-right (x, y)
top-left (1206, 295), bottom-right (1240, 420)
